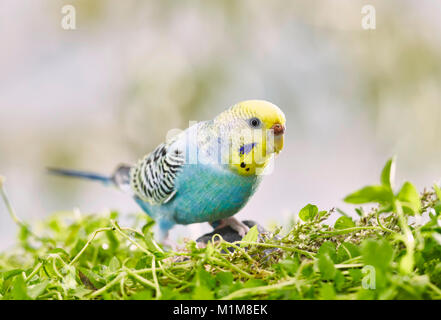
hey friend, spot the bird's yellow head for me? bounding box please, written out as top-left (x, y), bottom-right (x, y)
top-left (215, 100), bottom-right (286, 176)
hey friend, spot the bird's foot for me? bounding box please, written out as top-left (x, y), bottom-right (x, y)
top-left (214, 217), bottom-right (250, 238)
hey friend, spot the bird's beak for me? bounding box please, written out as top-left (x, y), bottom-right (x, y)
top-left (270, 123), bottom-right (285, 154)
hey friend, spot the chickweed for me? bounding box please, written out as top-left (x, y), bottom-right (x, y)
top-left (1, 158), bottom-right (441, 300)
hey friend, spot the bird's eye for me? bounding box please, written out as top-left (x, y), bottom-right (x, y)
top-left (248, 117), bottom-right (261, 128)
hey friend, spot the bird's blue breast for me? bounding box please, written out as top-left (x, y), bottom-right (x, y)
top-left (172, 163), bottom-right (260, 224)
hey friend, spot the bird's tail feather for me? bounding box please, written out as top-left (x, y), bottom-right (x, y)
top-left (47, 164), bottom-right (132, 192)
top-left (47, 167), bottom-right (112, 184)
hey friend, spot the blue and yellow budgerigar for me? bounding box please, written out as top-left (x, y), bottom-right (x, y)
top-left (49, 100), bottom-right (286, 244)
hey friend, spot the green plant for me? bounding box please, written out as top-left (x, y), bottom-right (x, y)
top-left (0, 158), bottom-right (440, 300)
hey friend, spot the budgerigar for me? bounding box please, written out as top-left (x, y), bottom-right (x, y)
top-left (49, 100), bottom-right (286, 245)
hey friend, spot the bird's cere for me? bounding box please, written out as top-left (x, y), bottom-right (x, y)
top-left (271, 123), bottom-right (285, 135)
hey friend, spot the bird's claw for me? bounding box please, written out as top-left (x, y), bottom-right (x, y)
top-left (214, 217), bottom-right (250, 238)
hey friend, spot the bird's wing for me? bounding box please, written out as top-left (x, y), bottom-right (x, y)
top-left (129, 141), bottom-right (185, 205)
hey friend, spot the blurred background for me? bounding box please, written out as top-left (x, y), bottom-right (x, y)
top-left (1, 0), bottom-right (440, 249)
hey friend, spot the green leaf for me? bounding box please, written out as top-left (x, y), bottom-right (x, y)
top-left (349, 269), bottom-right (363, 283)
top-left (196, 269), bottom-right (216, 289)
top-left (318, 210), bottom-right (328, 219)
top-left (18, 225), bottom-right (31, 243)
top-left (361, 239), bottom-right (393, 271)
top-left (10, 275), bottom-right (30, 300)
top-left (334, 216), bottom-right (356, 229)
top-left (381, 157), bottom-right (396, 190)
top-left (317, 242), bottom-right (337, 262)
top-left (141, 220), bottom-right (156, 234)
top-left (241, 225), bottom-right (259, 246)
top-left (130, 290), bottom-right (153, 300)
top-left (318, 254), bottom-right (336, 280)
top-left (344, 185), bottom-right (393, 204)
top-left (109, 256), bottom-right (120, 273)
top-left (216, 272), bottom-right (234, 286)
top-left (336, 242), bottom-right (360, 263)
top-left (434, 184), bottom-right (441, 201)
top-left (106, 230), bottom-right (120, 251)
top-left (71, 286), bottom-right (92, 299)
top-left (244, 279), bottom-right (266, 288)
top-left (61, 266), bottom-right (78, 291)
top-left (2, 269), bottom-right (23, 281)
top-left (79, 267), bottom-right (105, 289)
top-left (299, 204), bottom-right (318, 222)
top-left (277, 259), bottom-right (299, 275)
top-left (192, 286), bottom-right (214, 300)
top-left (334, 270), bottom-right (345, 292)
top-left (399, 251), bottom-right (414, 274)
top-left (143, 231), bottom-right (161, 253)
top-left (319, 283), bottom-right (336, 299)
top-left (397, 182), bottom-right (421, 215)
top-left (27, 280), bottom-right (49, 299)
top-left (354, 208), bottom-right (364, 216)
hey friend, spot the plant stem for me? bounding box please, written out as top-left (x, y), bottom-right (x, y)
top-left (89, 273), bottom-right (125, 299)
top-left (209, 256), bottom-right (253, 278)
top-left (69, 227), bottom-right (113, 266)
top-left (395, 200), bottom-right (415, 274)
top-left (334, 263), bottom-right (364, 269)
top-left (318, 226), bottom-right (385, 237)
top-left (376, 212), bottom-right (397, 234)
top-left (158, 261), bottom-right (185, 284)
top-left (111, 220), bottom-right (153, 256)
top-left (25, 262), bottom-right (43, 282)
top-left (0, 175), bottom-right (41, 240)
top-left (124, 267), bottom-right (156, 289)
top-left (235, 241), bottom-right (315, 259)
top-left (121, 226), bottom-right (164, 253)
top-left (151, 256), bottom-right (161, 299)
top-left (427, 281), bottom-right (441, 298)
top-left (221, 278), bottom-right (298, 300)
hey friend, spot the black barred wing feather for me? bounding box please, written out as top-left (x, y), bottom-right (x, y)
top-left (130, 143), bottom-right (185, 205)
